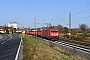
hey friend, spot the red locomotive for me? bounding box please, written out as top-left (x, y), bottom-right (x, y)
top-left (26, 27), bottom-right (60, 40)
top-left (41, 27), bottom-right (59, 39)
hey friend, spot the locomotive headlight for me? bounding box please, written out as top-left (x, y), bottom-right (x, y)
top-left (57, 34), bottom-right (58, 36)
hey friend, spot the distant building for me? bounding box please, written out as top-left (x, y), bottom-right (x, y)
top-left (0, 26), bottom-right (12, 33)
top-left (8, 22), bottom-right (18, 29)
top-left (0, 26), bottom-right (5, 33)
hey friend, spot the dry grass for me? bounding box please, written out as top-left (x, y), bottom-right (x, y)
top-left (23, 35), bottom-right (79, 60)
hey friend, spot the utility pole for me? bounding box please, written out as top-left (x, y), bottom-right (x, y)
top-left (43, 19), bottom-right (44, 28)
top-left (34, 12), bottom-right (36, 38)
top-left (27, 24), bottom-right (28, 32)
top-left (69, 12), bottom-right (71, 39)
top-left (43, 19), bottom-right (44, 36)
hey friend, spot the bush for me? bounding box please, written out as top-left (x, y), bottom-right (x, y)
top-left (76, 36), bottom-right (86, 41)
top-left (72, 33), bottom-right (87, 41)
top-left (63, 32), bottom-right (89, 41)
top-left (83, 32), bottom-right (89, 37)
top-left (63, 34), bottom-right (69, 38)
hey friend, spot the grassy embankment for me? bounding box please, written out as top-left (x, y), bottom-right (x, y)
top-left (23, 35), bottom-right (79, 60)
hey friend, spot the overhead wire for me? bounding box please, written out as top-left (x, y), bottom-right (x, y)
top-left (70, 2), bottom-right (90, 12)
top-left (71, 2), bottom-right (90, 20)
top-left (59, 2), bottom-right (90, 21)
top-left (60, 2), bottom-right (90, 20)
top-left (49, 2), bottom-right (90, 26)
top-left (72, 9), bottom-right (90, 16)
top-left (73, 16), bottom-right (90, 21)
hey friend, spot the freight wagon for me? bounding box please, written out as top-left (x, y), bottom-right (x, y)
top-left (26, 27), bottom-right (60, 40)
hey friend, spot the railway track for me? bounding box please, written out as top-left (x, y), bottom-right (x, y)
top-left (37, 36), bottom-right (90, 53)
top-left (58, 38), bottom-right (90, 48)
top-left (32, 35), bottom-right (90, 53)
top-left (31, 35), bottom-right (90, 60)
top-left (35, 36), bottom-right (90, 53)
top-left (54, 40), bottom-right (90, 53)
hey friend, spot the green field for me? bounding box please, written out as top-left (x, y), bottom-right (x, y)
top-left (23, 35), bottom-right (79, 60)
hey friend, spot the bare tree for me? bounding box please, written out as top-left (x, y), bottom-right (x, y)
top-left (57, 25), bottom-right (63, 33)
top-left (63, 27), bottom-right (69, 34)
top-left (79, 23), bottom-right (88, 33)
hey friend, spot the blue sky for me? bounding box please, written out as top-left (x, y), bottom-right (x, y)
top-left (0, 0), bottom-right (90, 28)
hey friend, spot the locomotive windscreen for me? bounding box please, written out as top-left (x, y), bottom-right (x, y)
top-left (51, 30), bottom-right (58, 32)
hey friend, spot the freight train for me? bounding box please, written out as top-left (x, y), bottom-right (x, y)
top-left (26, 27), bottom-right (60, 40)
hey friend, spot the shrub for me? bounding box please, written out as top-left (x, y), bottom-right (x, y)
top-left (76, 36), bottom-right (86, 41)
top-left (63, 34), bottom-right (69, 38)
top-left (83, 32), bottom-right (88, 37)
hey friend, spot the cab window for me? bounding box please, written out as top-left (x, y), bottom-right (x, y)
top-left (51, 30), bottom-right (58, 32)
